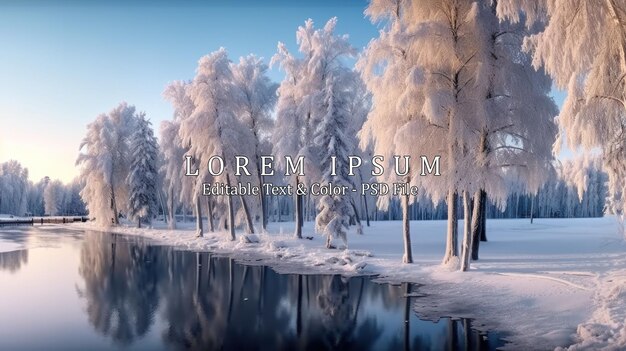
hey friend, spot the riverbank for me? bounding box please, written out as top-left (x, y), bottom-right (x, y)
top-left (74, 217), bottom-right (626, 351)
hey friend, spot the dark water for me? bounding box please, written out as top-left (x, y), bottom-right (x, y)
top-left (0, 226), bottom-right (505, 350)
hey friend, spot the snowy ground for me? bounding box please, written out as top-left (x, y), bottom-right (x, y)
top-left (6, 216), bottom-right (623, 350)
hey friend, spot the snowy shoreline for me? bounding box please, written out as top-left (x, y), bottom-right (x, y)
top-left (66, 216), bottom-right (626, 351)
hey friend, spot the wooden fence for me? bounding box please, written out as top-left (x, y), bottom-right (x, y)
top-left (0, 216), bottom-right (89, 226)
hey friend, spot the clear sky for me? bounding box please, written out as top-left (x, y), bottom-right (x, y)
top-left (0, 0), bottom-right (567, 183)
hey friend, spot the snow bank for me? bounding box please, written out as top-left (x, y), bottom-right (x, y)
top-left (73, 216), bottom-right (626, 350)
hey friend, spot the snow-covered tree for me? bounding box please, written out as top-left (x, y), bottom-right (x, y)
top-left (179, 48), bottom-right (256, 239)
top-left (44, 179), bottom-right (63, 216)
top-left (76, 102), bottom-right (137, 226)
top-left (232, 55), bottom-right (278, 231)
top-left (273, 18), bottom-right (357, 242)
top-left (360, 0), bottom-right (431, 263)
top-left (162, 81), bottom-right (194, 230)
top-left (64, 178), bottom-right (87, 216)
top-left (361, 0), bottom-right (557, 269)
top-left (127, 113), bottom-right (159, 228)
top-left (271, 40), bottom-right (307, 239)
top-left (0, 160), bottom-right (29, 216)
top-left (361, 0), bottom-right (489, 266)
top-left (26, 177), bottom-right (47, 216)
top-left (498, 0), bottom-right (626, 226)
top-left (464, 2), bottom-right (558, 264)
top-left (314, 77), bottom-right (353, 248)
top-left (344, 75), bottom-right (372, 232)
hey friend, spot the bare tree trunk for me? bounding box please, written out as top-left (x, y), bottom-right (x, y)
top-left (110, 186), bottom-right (119, 225)
top-left (195, 195), bottom-right (203, 237)
top-left (294, 176), bottom-right (303, 239)
top-left (401, 187), bottom-right (413, 263)
top-left (239, 196), bottom-right (255, 234)
top-left (460, 191), bottom-right (472, 271)
top-left (256, 164), bottom-right (268, 231)
top-left (530, 194), bottom-right (535, 224)
top-left (470, 189), bottom-right (483, 260)
top-left (363, 193), bottom-right (370, 227)
top-left (350, 199), bottom-right (363, 234)
top-left (325, 231), bottom-right (333, 249)
top-left (137, 217), bottom-right (141, 229)
top-left (304, 194), bottom-right (310, 222)
top-left (299, 192), bottom-right (304, 226)
top-left (480, 190), bottom-right (487, 242)
top-left (226, 174), bottom-right (236, 241)
top-left (168, 187), bottom-right (176, 229)
top-left (206, 196), bottom-right (214, 232)
top-left (158, 189), bottom-right (167, 224)
top-left (443, 188), bottom-right (458, 265)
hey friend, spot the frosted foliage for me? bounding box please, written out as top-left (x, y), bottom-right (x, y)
top-left (360, 0), bottom-right (487, 203)
top-left (231, 55), bottom-right (277, 137)
top-left (0, 160), bottom-right (29, 216)
top-left (530, 156), bottom-right (608, 218)
top-left (76, 102), bottom-right (138, 226)
top-left (272, 18), bottom-right (356, 185)
top-left (272, 18), bottom-right (363, 243)
top-left (63, 179), bottom-right (87, 216)
top-left (495, 0), bottom-right (546, 25)
top-left (44, 180), bottom-right (63, 216)
top-left (314, 77), bottom-right (353, 246)
top-left (359, 0), bottom-right (557, 208)
top-left (231, 55), bottom-right (278, 215)
top-left (178, 48), bottom-right (256, 192)
top-left (159, 120), bottom-right (185, 201)
top-left (162, 81), bottom-right (193, 205)
top-left (127, 114), bottom-right (159, 225)
top-left (501, 0), bottom-right (626, 217)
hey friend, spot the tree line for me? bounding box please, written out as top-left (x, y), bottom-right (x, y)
top-left (0, 160), bottom-right (86, 217)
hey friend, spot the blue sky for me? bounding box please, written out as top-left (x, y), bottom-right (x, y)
top-left (0, 0), bottom-right (567, 182)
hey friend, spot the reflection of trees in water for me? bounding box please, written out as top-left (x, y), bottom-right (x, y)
top-left (384, 283), bottom-right (493, 351)
top-left (160, 254), bottom-right (297, 350)
top-left (77, 232), bottom-right (160, 345)
top-left (296, 275), bottom-right (381, 351)
top-left (0, 249), bottom-right (28, 273)
top-left (160, 257), bottom-right (385, 351)
top-left (77, 233), bottom-right (499, 350)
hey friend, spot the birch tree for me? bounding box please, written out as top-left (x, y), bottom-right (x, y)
top-left (499, 0), bottom-right (626, 226)
top-left (179, 48), bottom-right (256, 240)
top-left (232, 55), bottom-right (278, 231)
top-left (362, 0), bottom-right (488, 266)
top-left (76, 102), bottom-right (137, 226)
top-left (162, 81), bottom-right (195, 230)
top-left (467, 1), bottom-right (557, 263)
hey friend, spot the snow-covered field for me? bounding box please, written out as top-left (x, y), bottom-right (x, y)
top-left (35, 217), bottom-right (626, 350)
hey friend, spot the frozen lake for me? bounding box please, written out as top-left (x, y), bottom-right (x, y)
top-left (0, 226), bottom-right (505, 350)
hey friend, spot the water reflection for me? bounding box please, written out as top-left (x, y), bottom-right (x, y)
top-left (76, 232), bottom-right (503, 350)
top-left (78, 234), bottom-right (159, 345)
top-left (0, 249), bottom-right (28, 273)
